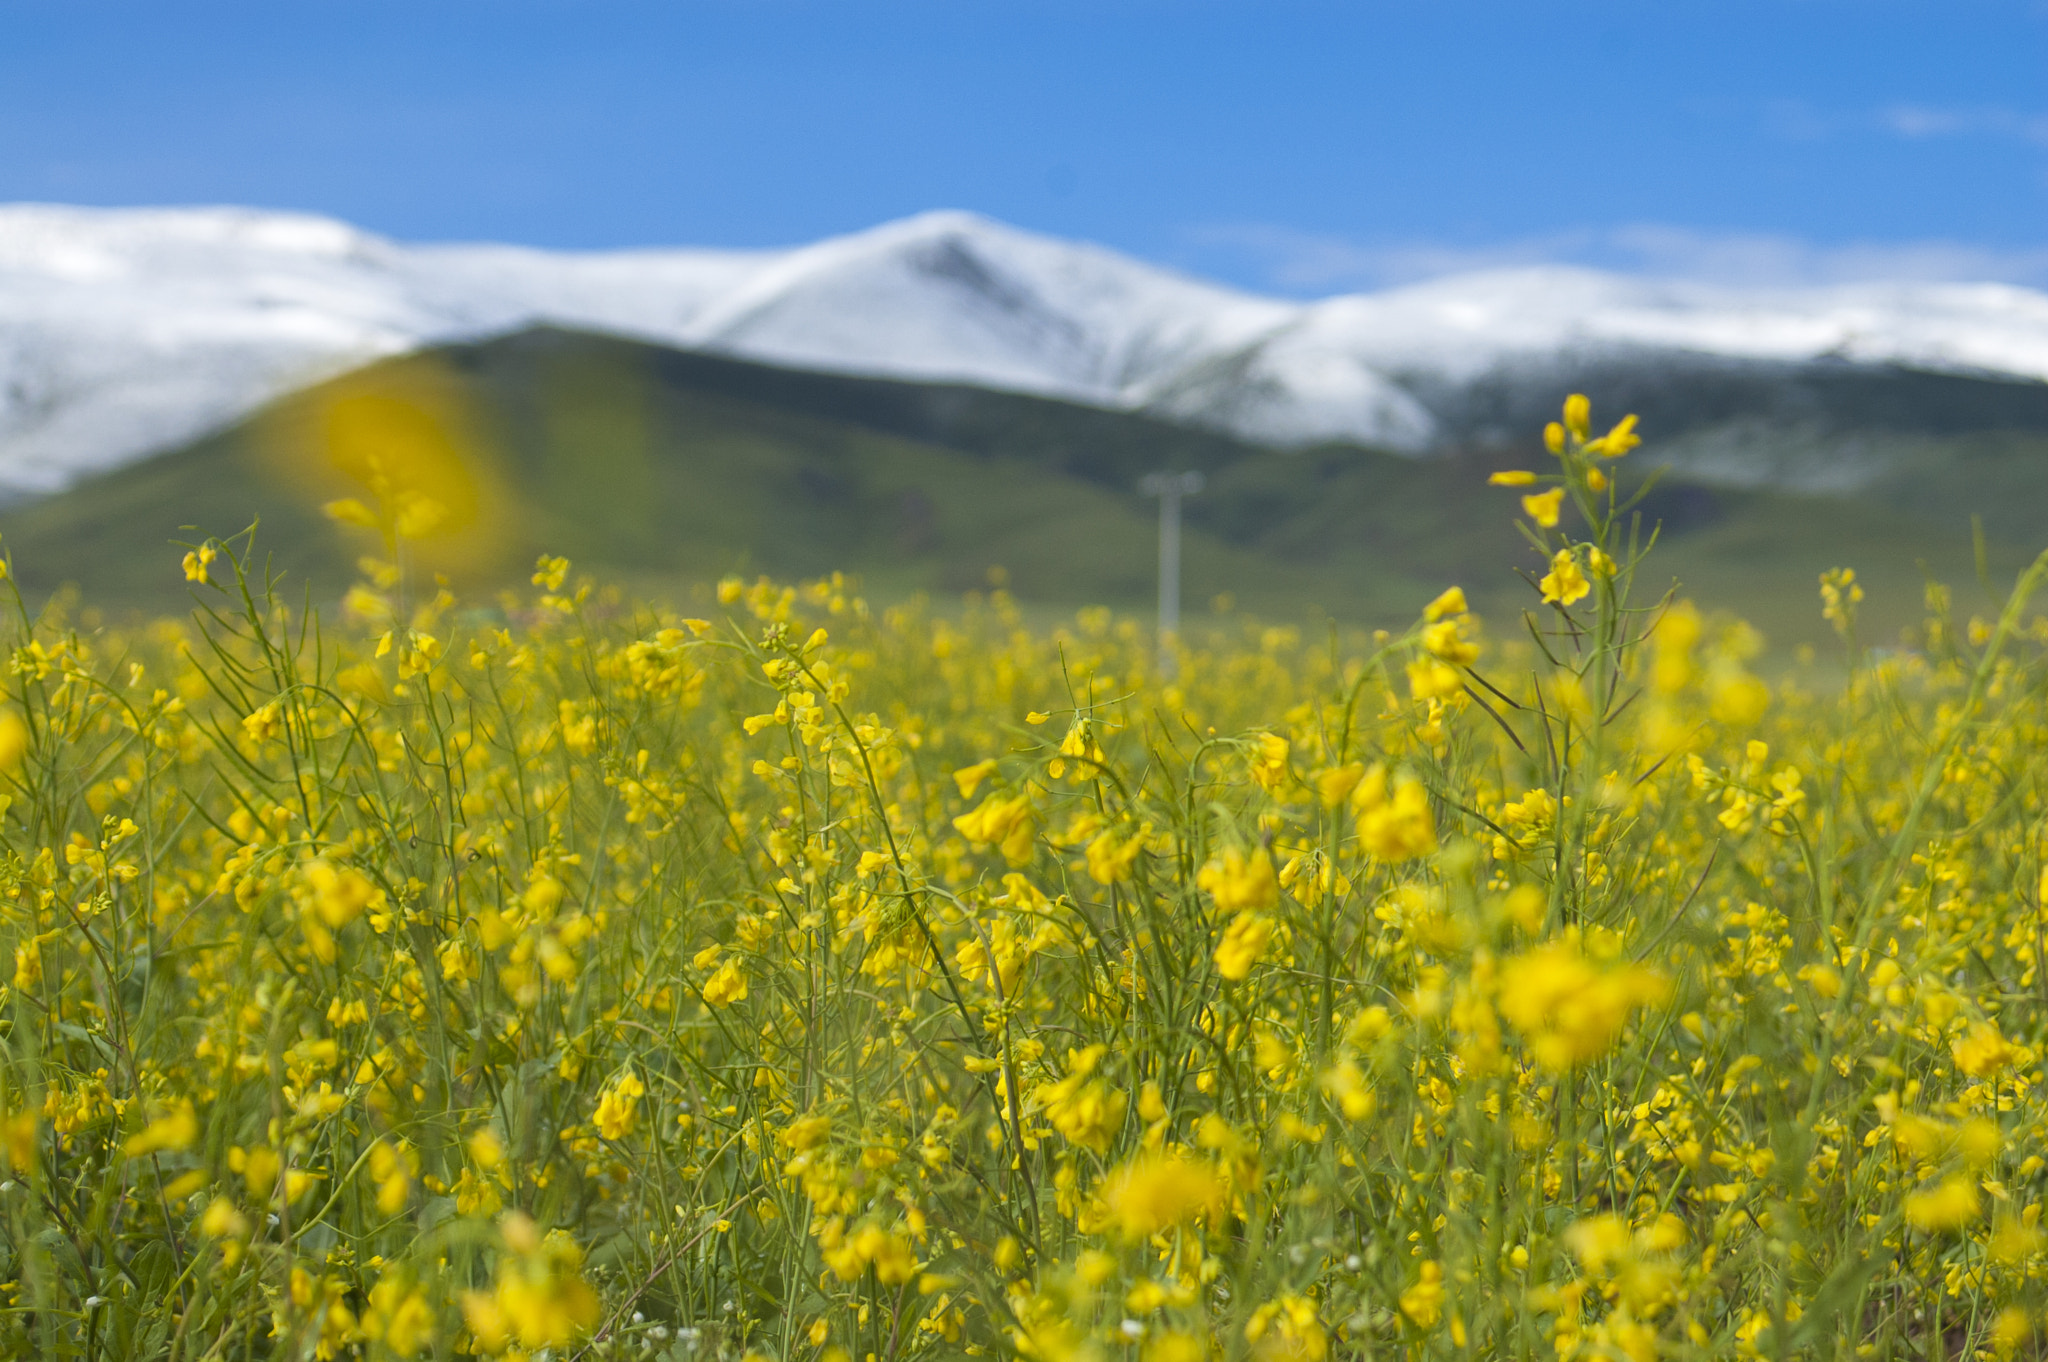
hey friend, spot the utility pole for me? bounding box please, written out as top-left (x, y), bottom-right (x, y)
top-left (1138, 470), bottom-right (1204, 677)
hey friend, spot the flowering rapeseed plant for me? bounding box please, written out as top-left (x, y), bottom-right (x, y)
top-left (1, 393), bottom-right (2047, 1358)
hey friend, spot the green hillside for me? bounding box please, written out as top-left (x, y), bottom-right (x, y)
top-left (1, 327), bottom-right (2039, 646)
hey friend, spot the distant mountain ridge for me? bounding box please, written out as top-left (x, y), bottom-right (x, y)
top-left (5, 325), bottom-right (2028, 655)
top-left (3, 202), bottom-right (2048, 495)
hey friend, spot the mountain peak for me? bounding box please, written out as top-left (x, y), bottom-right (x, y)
top-left (2, 203), bottom-right (2047, 495)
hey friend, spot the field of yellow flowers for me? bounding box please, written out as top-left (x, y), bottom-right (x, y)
top-left (3, 396), bottom-right (2047, 1361)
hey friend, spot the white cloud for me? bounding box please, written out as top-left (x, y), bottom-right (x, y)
top-left (1186, 95), bottom-right (2048, 296)
top-left (1184, 223), bottom-right (1593, 292)
top-left (1600, 225), bottom-right (2048, 287)
top-left (1183, 222), bottom-right (2048, 295)
top-left (1748, 99), bottom-right (2048, 149)
top-left (1881, 103), bottom-right (2048, 147)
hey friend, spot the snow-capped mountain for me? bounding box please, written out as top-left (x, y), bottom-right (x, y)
top-left (3, 202), bottom-right (2048, 496)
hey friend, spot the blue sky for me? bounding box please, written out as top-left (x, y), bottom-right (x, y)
top-left (1, 0), bottom-right (2043, 293)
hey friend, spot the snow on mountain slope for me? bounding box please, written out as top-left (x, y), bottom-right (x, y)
top-left (3, 202), bottom-right (2048, 495)
top-left (680, 212), bottom-right (1294, 404)
top-left (1275, 267), bottom-right (2048, 380)
top-left (0, 204), bottom-right (787, 492)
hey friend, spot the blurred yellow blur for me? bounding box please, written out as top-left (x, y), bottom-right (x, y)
top-left (252, 355), bottom-right (513, 578)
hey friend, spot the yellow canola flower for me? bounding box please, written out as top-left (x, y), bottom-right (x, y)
top-left (1884, 1109), bottom-right (1998, 1172)
top-left (463, 1213), bottom-right (601, 1352)
top-left (1540, 549), bottom-right (1591, 606)
top-left (181, 543), bottom-right (217, 583)
top-left (369, 1140), bottom-right (414, 1216)
top-left (593, 1071), bottom-right (646, 1141)
top-left (1354, 772), bottom-right (1436, 862)
top-left (1649, 600), bottom-right (1703, 695)
top-left (1500, 787), bottom-right (1556, 832)
top-left (1820, 566), bottom-right (1864, 635)
top-left (1399, 1260), bottom-right (1445, 1327)
top-left (1904, 1175), bottom-right (1982, 1233)
top-left (1564, 1214), bottom-right (1633, 1274)
top-left (1320, 1059), bottom-right (1377, 1121)
top-left (1522, 487), bottom-right (1565, 528)
top-left (1422, 585), bottom-right (1468, 620)
top-left (1563, 393), bottom-right (1592, 439)
top-left (1953, 1020), bottom-right (2022, 1078)
top-left (392, 494), bottom-right (448, 540)
top-left (1144, 1331), bottom-right (1209, 1362)
top-left (1586, 413), bottom-right (1641, 458)
top-left (242, 701), bottom-right (284, 743)
top-left (702, 959), bottom-right (749, 1007)
top-left (468, 1128), bottom-right (506, 1171)
top-left (1990, 1212), bottom-right (2045, 1264)
top-left (1490, 469), bottom-right (1538, 485)
top-left (323, 497), bottom-right (379, 529)
top-left (822, 1222), bottom-right (918, 1284)
top-left (1084, 825), bottom-right (1146, 884)
top-left (1421, 617), bottom-right (1479, 665)
top-left (1957, 1119), bottom-right (2002, 1169)
top-left (780, 1114), bottom-right (832, 1153)
top-left (1707, 660), bottom-right (1771, 727)
top-left (532, 555), bottom-right (571, 591)
top-left (1034, 1045), bottom-right (1126, 1152)
top-left (361, 1275), bottom-right (436, 1357)
top-left (954, 792), bottom-right (1036, 867)
top-left (1051, 717), bottom-right (1106, 779)
top-left (333, 1273), bottom-right (386, 1343)
top-left (522, 875), bottom-right (565, 917)
top-left (301, 858), bottom-right (378, 930)
top-left (231, 1144), bottom-right (281, 1198)
top-left (13, 939), bottom-right (41, 993)
top-left (1315, 763), bottom-right (1365, 809)
top-left (1096, 1150), bottom-right (1226, 1242)
top-left (0, 1110), bottom-right (34, 1174)
top-left (1994, 1309), bottom-right (2033, 1355)
top-left (1213, 912), bottom-right (1276, 981)
top-left (1197, 845), bottom-right (1278, 913)
top-left (198, 1196), bottom-right (247, 1240)
top-left (957, 917), bottom-right (1027, 993)
top-left (1244, 1294), bottom-right (1327, 1361)
top-left (0, 710), bottom-right (26, 772)
top-left (1496, 940), bottom-right (1668, 1071)
top-left (952, 757), bottom-right (1000, 798)
top-left (1248, 731), bottom-right (1290, 791)
top-left (124, 1099), bottom-right (198, 1158)
top-left (1407, 658), bottom-right (1463, 702)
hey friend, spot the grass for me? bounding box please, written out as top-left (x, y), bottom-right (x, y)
top-left (0, 327), bottom-right (2041, 654)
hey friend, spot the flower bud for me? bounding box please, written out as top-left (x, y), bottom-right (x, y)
top-left (1562, 394), bottom-right (1591, 439)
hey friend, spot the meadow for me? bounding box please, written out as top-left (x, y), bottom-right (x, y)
top-left (1, 395), bottom-right (2046, 1361)
top-left (5, 328), bottom-right (2032, 648)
